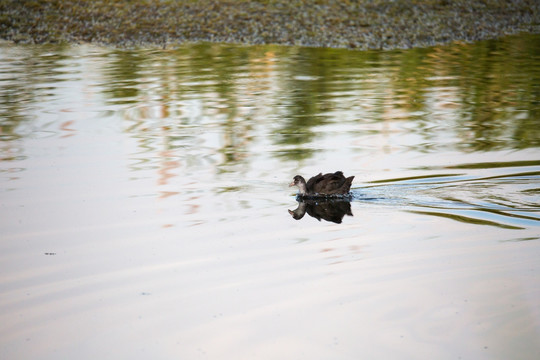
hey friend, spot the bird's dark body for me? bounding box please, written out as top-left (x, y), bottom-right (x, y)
top-left (290, 171), bottom-right (354, 198)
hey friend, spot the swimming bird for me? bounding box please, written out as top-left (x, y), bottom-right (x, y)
top-left (289, 171), bottom-right (354, 197)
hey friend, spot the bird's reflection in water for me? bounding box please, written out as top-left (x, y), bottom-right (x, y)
top-left (288, 199), bottom-right (353, 224)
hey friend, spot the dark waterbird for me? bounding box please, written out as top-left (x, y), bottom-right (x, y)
top-left (289, 171), bottom-right (354, 198)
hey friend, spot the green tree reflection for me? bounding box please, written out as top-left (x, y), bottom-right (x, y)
top-left (1, 34), bottom-right (539, 173)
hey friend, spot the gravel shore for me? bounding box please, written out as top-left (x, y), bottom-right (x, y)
top-left (1, 0), bottom-right (539, 49)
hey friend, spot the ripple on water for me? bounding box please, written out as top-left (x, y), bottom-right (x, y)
top-left (356, 163), bottom-right (540, 230)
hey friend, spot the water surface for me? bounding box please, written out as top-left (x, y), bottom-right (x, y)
top-left (1, 34), bottom-right (540, 359)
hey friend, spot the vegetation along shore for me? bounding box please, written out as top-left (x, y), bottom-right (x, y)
top-left (1, 0), bottom-right (539, 49)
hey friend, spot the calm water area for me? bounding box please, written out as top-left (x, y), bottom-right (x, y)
top-left (1, 33), bottom-right (540, 359)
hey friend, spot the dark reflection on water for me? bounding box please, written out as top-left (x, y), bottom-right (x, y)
top-left (288, 198), bottom-right (353, 224)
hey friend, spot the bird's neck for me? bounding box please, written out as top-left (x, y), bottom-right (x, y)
top-left (297, 181), bottom-right (308, 195)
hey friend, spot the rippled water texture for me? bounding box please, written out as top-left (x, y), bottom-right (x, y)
top-left (1, 34), bottom-right (540, 359)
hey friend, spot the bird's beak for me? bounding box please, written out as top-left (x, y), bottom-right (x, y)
top-left (289, 181), bottom-right (295, 187)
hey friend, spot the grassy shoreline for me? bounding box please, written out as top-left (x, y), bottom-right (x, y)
top-left (1, 0), bottom-right (539, 49)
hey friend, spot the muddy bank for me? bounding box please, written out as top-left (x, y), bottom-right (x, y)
top-left (1, 0), bottom-right (539, 49)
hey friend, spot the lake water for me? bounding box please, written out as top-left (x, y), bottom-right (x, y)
top-left (1, 34), bottom-right (539, 359)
